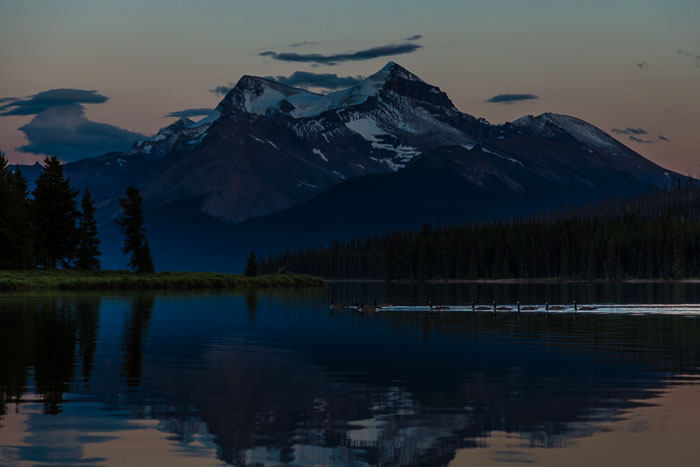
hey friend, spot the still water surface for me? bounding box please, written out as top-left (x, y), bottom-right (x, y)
top-left (1, 282), bottom-right (700, 466)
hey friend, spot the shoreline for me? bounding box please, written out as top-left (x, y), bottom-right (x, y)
top-left (0, 270), bottom-right (324, 291)
top-left (326, 278), bottom-right (700, 284)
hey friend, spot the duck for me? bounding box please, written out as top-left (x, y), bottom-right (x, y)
top-left (360, 298), bottom-right (381, 312)
top-left (434, 306), bottom-right (450, 312)
top-left (329, 297), bottom-right (347, 310)
top-left (577, 305), bottom-right (597, 311)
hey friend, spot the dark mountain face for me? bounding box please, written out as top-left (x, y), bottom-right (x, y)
top-left (18, 62), bottom-right (681, 270)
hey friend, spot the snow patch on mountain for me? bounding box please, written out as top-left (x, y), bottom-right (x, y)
top-left (481, 147), bottom-right (524, 167)
top-left (513, 113), bottom-right (625, 155)
top-left (312, 148), bottom-right (328, 162)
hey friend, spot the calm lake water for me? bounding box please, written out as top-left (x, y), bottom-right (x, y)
top-left (1, 282), bottom-right (700, 466)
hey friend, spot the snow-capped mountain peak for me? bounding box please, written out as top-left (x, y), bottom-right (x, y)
top-left (215, 62), bottom-right (453, 120)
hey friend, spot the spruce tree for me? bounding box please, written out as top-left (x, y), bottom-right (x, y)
top-left (117, 186), bottom-right (155, 273)
top-left (244, 249), bottom-right (258, 277)
top-left (32, 156), bottom-right (79, 269)
top-left (8, 165), bottom-right (34, 268)
top-left (0, 152), bottom-right (15, 268)
top-left (76, 189), bottom-right (101, 270)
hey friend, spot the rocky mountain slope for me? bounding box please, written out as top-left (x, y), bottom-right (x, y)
top-left (19, 62), bottom-right (681, 270)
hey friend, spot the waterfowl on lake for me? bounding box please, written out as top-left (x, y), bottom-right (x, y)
top-left (329, 297), bottom-right (348, 310)
top-left (521, 305), bottom-right (539, 311)
top-left (548, 305), bottom-right (566, 310)
top-left (577, 305), bottom-right (597, 311)
top-left (434, 306), bottom-right (450, 311)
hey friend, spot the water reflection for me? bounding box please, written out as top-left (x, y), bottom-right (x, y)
top-left (121, 294), bottom-right (155, 387)
top-left (0, 284), bottom-right (699, 466)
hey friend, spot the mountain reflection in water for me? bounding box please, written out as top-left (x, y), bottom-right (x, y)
top-left (1, 282), bottom-right (700, 466)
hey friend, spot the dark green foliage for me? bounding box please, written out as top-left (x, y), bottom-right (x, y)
top-left (75, 189), bottom-right (101, 270)
top-left (32, 156), bottom-right (79, 269)
top-left (0, 153), bottom-right (34, 268)
top-left (262, 181), bottom-right (700, 280)
top-left (116, 186), bottom-right (155, 273)
top-left (244, 249), bottom-right (258, 277)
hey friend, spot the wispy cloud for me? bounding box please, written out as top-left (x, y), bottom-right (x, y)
top-left (0, 88), bottom-right (143, 161)
top-left (629, 135), bottom-right (654, 144)
top-left (266, 71), bottom-right (365, 90)
top-left (403, 34), bottom-right (422, 41)
top-left (486, 93), bottom-right (538, 104)
top-left (636, 61), bottom-right (649, 71)
top-left (259, 42), bottom-right (421, 65)
top-left (611, 127), bottom-right (670, 144)
top-left (289, 41), bottom-right (318, 48)
top-left (209, 84), bottom-right (235, 96)
top-left (611, 128), bottom-right (648, 135)
top-left (164, 108), bottom-right (217, 118)
top-left (676, 49), bottom-right (700, 68)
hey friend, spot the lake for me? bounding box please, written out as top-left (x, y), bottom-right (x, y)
top-left (1, 282), bottom-right (700, 466)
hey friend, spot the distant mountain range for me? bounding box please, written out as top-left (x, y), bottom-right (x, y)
top-left (19, 62), bottom-right (681, 271)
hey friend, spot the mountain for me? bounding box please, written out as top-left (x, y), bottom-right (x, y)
top-left (19, 62), bottom-right (681, 270)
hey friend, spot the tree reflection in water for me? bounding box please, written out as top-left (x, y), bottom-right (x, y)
top-left (0, 287), bottom-right (700, 466)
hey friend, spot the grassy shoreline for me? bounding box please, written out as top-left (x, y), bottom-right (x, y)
top-left (0, 270), bottom-right (324, 291)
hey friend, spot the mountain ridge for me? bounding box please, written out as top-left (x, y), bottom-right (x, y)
top-left (15, 61), bottom-right (683, 270)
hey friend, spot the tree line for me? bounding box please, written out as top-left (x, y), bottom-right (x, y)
top-left (261, 180), bottom-right (700, 280)
top-left (0, 153), bottom-right (153, 272)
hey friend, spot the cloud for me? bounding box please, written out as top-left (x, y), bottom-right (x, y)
top-left (403, 34), bottom-right (422, 41)
top-left (259, 42), bottom-right (421, 65)
top-left (676, 49), bottom-right (700, 68)
top-left (611, 127), bottom-right (648, 135)
top-left (0, 89), bottom-right (108, 116)
top-left (486, 93), bottom-right (538, 104)
top-left (164, 108), bottom-right (217, 118)
top-left (629, 135), bottom-right (654, 143)
top-left (0, 97), bottom-right (19, 103)
top-left (611, 128), bottom-right (670, 144)
top-left (15, 103), bottom-right (144, 162)
top-left (636, 61), bottom-right (649, 71)
top-left (289, 41), bottom-right (318, 48)
top-left (266, 71), bottom-right (365, 90)
top-left (0, 88), bottom-right (144, 162)
top-left (209, 84), bottom-right (234, 96)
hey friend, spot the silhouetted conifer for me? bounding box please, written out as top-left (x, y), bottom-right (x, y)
top-left (76, 189), bottom-right (101, 270)
top-left (32, 156), bottom-right (79, 269)
top-left (117, 186), bottom-right (155, 273)
top-left (244, 249), bottom-right (258, 277)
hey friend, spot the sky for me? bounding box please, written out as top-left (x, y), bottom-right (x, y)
top-left (1, 0), bottom-right (699, 174)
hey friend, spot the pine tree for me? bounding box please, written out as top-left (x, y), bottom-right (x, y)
top-left (8, 165), bottom-right (34, 268)
top-left (244, 249), bottom-right (258, 277)
top-left (1, 154), bottom-right (35, 269)
top-left (0, 152), bottom-right (15, 268)
top-left (32, 156), bottom-right (79, 269)
top-left (116, 186), bottom-right (155, 273)
top-left (75, 189), bottom-right (101, 270)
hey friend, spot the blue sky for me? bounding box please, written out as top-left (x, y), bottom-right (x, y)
top-left (1, 0), bottom-right (698, 172)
